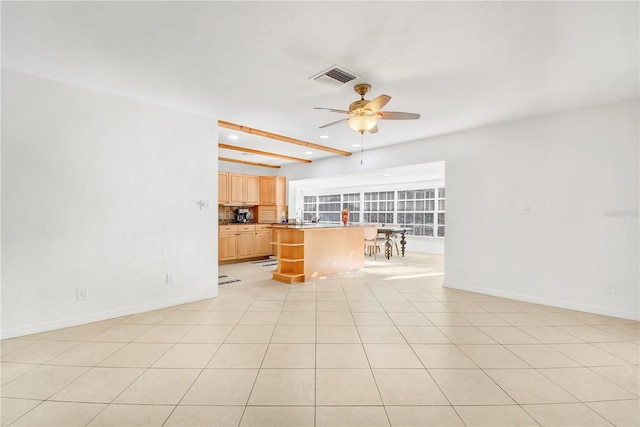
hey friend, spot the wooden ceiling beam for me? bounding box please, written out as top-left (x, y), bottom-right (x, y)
top-left (218, 120), bottom-right (351, 157)
top-left (218, 143), bottom-right (311, 163)
top-left (218, 157), bottom-right (281, 169)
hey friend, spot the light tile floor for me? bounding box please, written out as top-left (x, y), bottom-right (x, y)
top-left (1, 254), bottom-right (639, 426)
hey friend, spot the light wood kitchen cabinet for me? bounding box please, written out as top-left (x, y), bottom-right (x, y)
top-left (236, 230), bottom-right (255, 258)
top-left (245, 175), bottom-right (260, 205)
top-left (222, 173), bottom-right (260, 205)
top-left (218, 172), bottom-right (229, 204)
top-left (219, 224), bottom-right (273, 262)
top-left (228, 173), bottom-right (245, 204)
top-left (218, 225), bottom-right (238, 261)
top-left (259, 176), bottom-right (286, 205)
top-left (254, 225), bottom-right (272, 256)
top-left (256, 205), bottom-right (286, 224)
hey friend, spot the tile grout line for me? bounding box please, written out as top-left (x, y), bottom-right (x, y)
top-left (361, 276), bottom-right (404, 427)
top-left (236, 278), bottom-right (288, 426)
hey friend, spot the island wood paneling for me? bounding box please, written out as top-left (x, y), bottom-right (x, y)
top-left (303, 227), bottom-right (364, 280)
top-left (272, 226), bottom-right (364, 284)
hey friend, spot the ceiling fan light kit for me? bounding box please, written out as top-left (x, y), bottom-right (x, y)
top-left (315, 83), bottom-right (420, 134)
top-left (348, 115), bottom-right (378, 133)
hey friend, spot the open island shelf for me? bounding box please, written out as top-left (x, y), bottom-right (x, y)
top-left (270, 225), bottom-right (365, 284)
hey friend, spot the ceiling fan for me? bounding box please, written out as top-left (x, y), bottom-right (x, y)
top-left (314, 83), bottom-right (420, 134)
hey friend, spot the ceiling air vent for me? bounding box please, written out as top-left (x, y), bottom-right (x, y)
top-left (310, 65), bottom-right (359, 88)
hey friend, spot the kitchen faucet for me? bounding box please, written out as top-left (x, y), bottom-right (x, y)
top-left (296, 208), bottom-right (303, 223)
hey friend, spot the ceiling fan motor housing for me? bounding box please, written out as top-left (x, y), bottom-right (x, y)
top-left (349, 99), bottom-right (373, 114)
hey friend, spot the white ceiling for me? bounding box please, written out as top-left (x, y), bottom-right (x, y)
top-left (291, 161), bottom-right (446, 192)
top-left (2, 2), bottom-right (638, 168)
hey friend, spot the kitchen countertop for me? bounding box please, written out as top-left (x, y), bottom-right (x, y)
top-left (269, 223), bottom-right (365, 229)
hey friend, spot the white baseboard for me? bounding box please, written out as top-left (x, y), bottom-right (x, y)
top-left (1, 289), bottom-right (219, 340)
top-left (444, 280), bottom-right (639, 321)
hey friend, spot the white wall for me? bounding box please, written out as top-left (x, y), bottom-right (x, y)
top-left (1, 70), bottom-right (219, 338)
top-left (283, 99), bottom-right (639, 320)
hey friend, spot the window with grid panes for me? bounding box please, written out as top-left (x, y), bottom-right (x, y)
top-left (437, 187), bottom-right (445, 237)
top-left (303, 196), bottom-right (317, 222)
top-left (341, 193), bottom-right (360, 223)
top-left (363, 191), bottom-right (395, 224)
top-left (397, 189), bottom-right (436, 236)
top-left (302, 186), bottom-right (445, 237)
top-left (318, 194), bottom-right (341, 223)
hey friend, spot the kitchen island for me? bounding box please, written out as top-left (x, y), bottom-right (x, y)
top-left (270, 224), bottom-right (365, 284)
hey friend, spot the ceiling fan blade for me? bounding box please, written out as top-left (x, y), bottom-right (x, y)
top-left (368, 124), bottom-right (379, 134)
top-left (319, 118), bottom-right (348, 129)
top-left (378, 111), bottom-right (420, 120)
top-left (314, 107), bottom-right (350, 114)
top-left (364, 95), bottom-right (391, 112)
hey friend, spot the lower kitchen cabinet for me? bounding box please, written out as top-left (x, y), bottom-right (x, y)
top-left (236, 231), bottom-right (254, 258)
top-left (219, 225), bottom-right (239, 261)
top-left (254, 225), bottom-right (272, 256)
top-left (219, 224), bottom-right (273, 261)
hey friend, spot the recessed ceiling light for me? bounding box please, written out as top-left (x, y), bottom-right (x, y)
top-left (319, 135), bottom-right (329, 139)
top-left (352, 144), bottom-right (360, 147)
top-left (383, 173), bottom-right (391, 177)
top-left (228, 135), bottom-right (239, 140)
top-left (305, 151), bottom-right (313, 155)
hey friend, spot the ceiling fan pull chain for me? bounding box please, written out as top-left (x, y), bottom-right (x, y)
top-left (360, 134), bottom-right (364, 165)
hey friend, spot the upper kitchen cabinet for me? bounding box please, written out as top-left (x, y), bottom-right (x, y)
top-left (220, 173), bottom-right (260, 205)
top-left (228, 173), bottom-right (245, 204)
top-left (260, 176), bottom-right (286, 205)
top-left (218, 172), bottom-right (229, 204)
top-left (245, 175), bottom-right (260, 205)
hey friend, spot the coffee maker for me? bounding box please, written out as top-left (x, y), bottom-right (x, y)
top-left (233, 208), bottom-right (249, 223)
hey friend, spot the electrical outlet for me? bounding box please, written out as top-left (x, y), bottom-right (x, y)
top-left (166, 273), bottom-right (175, 284)
top-left (606, 282), bottom-right (618, 295)
top-left (76, 287), bottom-right (88, 301)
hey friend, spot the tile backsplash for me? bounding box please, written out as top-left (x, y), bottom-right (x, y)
top-left (218, 205), bottom-right (255, 224)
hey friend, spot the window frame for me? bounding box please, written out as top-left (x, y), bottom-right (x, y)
top-left (301, 186), bottom-right (445, 239)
